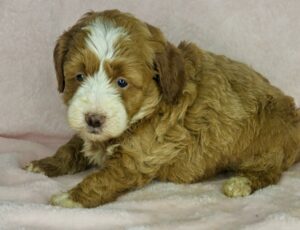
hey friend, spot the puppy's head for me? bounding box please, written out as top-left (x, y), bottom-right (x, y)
top-left (53, 10), bottom-right (185, 142)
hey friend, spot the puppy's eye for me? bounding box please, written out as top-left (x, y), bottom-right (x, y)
top-left (75, 73), bottom-right (85, 82)
top-left (117, 78), bottom-right (128, 88)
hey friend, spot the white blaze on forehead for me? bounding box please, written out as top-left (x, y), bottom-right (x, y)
top-left (67, 19), bottom-right (128, 141)
top-left (84, 19), bottom-right (127, 61)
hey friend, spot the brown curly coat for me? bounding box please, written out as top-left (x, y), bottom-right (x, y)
top-left (26, 10), bottom-right (300, 208)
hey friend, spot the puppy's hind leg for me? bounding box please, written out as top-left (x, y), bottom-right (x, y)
top-left (24, 135), bottom-right (91, 177)
top-left (222, 169), bottom-right (282, 198)
top-left (222, 147), bottom-right (284, 197)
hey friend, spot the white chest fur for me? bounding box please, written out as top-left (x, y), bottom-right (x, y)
top-left (82, 140), bottom-right (120, 166)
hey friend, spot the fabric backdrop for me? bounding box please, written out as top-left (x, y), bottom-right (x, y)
top-left (0, 0), bottom-right (299, 229)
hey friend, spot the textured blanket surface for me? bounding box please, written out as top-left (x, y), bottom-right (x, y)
top-left (0, 0), bottom-right (300, 229)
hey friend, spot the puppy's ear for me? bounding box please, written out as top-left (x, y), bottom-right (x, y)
top-left (53, 31), bottom-right (73, 93)
top-left (53, 12), bottom-right (96, 93)
top-left (154, 42), bottom-right (185, 104)
top-left (146, 23), bottom-right (185, 104)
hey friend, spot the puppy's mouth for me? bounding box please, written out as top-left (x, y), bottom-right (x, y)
top-left (83, 124), bottom-right (112, 142)
top-left (86, 126), bottom-right (102, 135)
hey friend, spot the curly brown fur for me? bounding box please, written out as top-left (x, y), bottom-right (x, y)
top-left (25, 10), bottom-right (300, 208)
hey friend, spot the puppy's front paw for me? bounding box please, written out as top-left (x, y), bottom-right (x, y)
top-left (23, 162), bottom-right (45, 175)
top-left (222, 176), bottom-right (252, 197)
top-left (50, 192), bottom-right (83, 208)
top-left (23, 158), bottom-right (66, 177)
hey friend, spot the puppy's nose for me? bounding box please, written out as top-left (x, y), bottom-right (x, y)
top-left (85, 113), bottom-right (105, 128)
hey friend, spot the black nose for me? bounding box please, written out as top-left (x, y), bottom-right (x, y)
top-left (85, 114), bottom-right (105, 128)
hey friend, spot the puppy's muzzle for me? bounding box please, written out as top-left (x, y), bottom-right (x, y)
top-left (85, 113), bottom-right (106, 133)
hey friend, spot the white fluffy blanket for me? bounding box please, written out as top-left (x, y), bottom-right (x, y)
top-left (0, 0), bottom-right (300, 229)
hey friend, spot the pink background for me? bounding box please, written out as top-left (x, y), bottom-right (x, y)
top-left (0, 1), bottom-right (299, 229)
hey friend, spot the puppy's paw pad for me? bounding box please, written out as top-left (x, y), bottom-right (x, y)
top-left (222, 176), bottom-right (252, 197)
top-left (23, 163), bottom-right (45, 175)
top-left (50, 192), bottom-right (83, 208)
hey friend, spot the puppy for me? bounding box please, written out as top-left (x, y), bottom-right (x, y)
top-left (25, 10), bottom-right (300, 208)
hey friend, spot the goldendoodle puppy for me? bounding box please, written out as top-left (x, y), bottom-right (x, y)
top-left (25, 10), bottom-right (300, 208)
